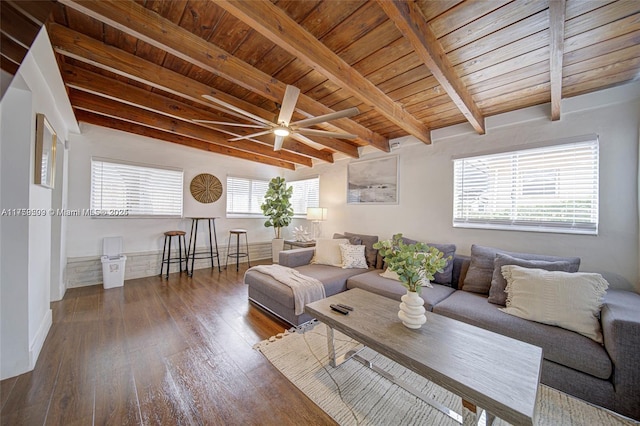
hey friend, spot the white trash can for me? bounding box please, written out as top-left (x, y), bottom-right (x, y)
top-left (101, 237), bottom-right (127, 289)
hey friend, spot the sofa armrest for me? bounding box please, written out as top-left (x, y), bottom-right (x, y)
top-left (279, 247), bottom-right (315, 267)
top-left (601, 288), bottom-right (640, 419)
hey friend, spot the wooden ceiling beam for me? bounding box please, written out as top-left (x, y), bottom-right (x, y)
top-left (57, 0), bottom-right (387, 152)
top-left (215, 0), bottom-right (432, 145)
top-left (0, 1), bottom-right (42, 49)
top-left (377, 0), bottom-right (485, 135)
top-left (75, 111), bottom-right (296, 170)
top-left (47, 23), bottom-right (344, 160)
top-left (549, 0), bottom-right (566, 121)
top-left (69, 89), bottom-right (313, 167)
top-left (60, 64), bottom-right (334, 163)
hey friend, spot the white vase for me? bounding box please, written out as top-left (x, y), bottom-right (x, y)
top-left (398, 290), bottom-right (426, 329)
top-left (272, 238), bottom-right (284, 263)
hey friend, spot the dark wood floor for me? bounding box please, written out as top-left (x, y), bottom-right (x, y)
top-left (0, 261), bottom-right (337, 425)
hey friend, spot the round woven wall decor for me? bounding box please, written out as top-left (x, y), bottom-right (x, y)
top-left (190, 173), bottom-right (222, 204)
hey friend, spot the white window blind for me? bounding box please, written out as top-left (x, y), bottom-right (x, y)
top-left (289, 177), bottom-right (319, 216)
top-left (226, 176), bottom-right (269, 216)
top-left (453, 138), bottom-right (599, 234)
top-left (91, 159), bottom-right (183, 217)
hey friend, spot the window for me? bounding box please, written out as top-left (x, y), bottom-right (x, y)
top-left (289, 177), bottom-right (319, 217)
top-left (91, 159), bottom-right (183, 217)
top-left (226, 176), bottom-right (269, 217)
top-left (453, 136), bottom-right (599, 234)
top-left (226, 176), bottom-right (320, 218)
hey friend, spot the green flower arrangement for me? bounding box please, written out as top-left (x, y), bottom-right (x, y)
top-left (373, 234), bottom-right (451, 294)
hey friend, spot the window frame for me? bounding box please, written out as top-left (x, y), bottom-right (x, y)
top-left (225, 175), bottom-right (270, 218)
top-left (225, 175), bottom-right (320, 219)
top-left (452, 135), bottom-right (599, 235)
top-left (288, 176), bottom-right (320, 218)
top-left (90, 158), bottom-right (184, 218)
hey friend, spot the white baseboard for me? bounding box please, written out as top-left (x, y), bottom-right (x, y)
top-left (29, 308), bottom-right (52, 370)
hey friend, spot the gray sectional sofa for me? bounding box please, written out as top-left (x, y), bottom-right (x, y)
top-left (244, 234), bottom-right (640, 421)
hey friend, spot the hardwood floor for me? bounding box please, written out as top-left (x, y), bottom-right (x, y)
top-left (0, 262), bottom-right (337, 425)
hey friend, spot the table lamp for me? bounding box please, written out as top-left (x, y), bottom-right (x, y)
top-left (306, 207), bottom-right (328, 240)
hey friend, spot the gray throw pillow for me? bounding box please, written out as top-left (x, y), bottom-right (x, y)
top-left (488, 253), bottom-right (575, 306)
top-left (399, 237), bottom-right (456, 286)
top-left (462, 244), bottom-right (580, 295)
top-left (333, 233), bottom-right (362, 246)
top-left (344, 232), bottom-right (378, 267)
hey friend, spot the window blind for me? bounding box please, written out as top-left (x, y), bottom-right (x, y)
top-left (226, 176), bottom-right (269, 216)
top-left (91, 159), bottom-right (183, 217)
top-left (453, 138), bottom-right (599, 234)
top-left (288, 177), bottom-right (319, 216)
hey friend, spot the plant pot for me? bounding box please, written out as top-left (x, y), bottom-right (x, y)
top-left (272, 238), bottom-right (285, 263)
top-left (398, 290), bottom-right (426, 329)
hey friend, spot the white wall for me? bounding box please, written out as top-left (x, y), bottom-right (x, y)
top-left (288, 83), bottom-right (640, 292)
top-left (66, 124), bottom-right (283, 260)
top-left (0, 28), bottom-right (76, 379)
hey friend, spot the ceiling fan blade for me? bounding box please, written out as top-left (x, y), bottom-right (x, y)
top-left (228, 130), bottom-right (273, 142)
top-left (297, 128), bottom-right (357, 139)
top-left (202, 94), bottom-right (273, 126)
top-left (289, 133), bottom-right (328, 151)
top-left (273, 135), bottom-right (285, 151)
top-left (277, 85), bottom-right (300, 126)
top-left (192, 120), bottom-right (268, 129)
top-left (291, 107), bottom-right (359, 128)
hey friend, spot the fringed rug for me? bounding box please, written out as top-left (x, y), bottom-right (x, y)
top-left (254, 321), bottom-right (637, 426)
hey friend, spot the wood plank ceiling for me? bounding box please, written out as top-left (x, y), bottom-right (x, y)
top-left (25, 0), bottom-right (640, 169)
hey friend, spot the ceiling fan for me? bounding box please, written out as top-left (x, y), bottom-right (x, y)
top-left (195, 85), bottom-right (359, 151)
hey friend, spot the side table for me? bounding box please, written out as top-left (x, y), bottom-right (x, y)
top-left (284, 240), bottom-right (316, 250)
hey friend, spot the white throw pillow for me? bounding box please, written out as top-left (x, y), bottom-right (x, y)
top-left (379, 267), bottom-right (432, 288)
top-left (339, 243), bottom-right (368, 269)
top-left (380, 268), bottom-right (400, 281)
top-left (311, 238), bottom-right (348, 266)
top-left (500, 265), bottom-right (609, 343)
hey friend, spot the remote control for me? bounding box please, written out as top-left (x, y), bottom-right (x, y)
top-left (330, 304), bottom-right (349, 315)
top-left (336, 303), bottom-right (354, 311)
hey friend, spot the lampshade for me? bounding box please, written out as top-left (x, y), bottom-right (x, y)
top-left (306, 207), bottom-right (328, 221)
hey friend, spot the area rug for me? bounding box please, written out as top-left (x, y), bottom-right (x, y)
top-left (254, 321), bottom-right (637, 426)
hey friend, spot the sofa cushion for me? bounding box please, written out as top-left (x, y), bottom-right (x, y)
top-left (344, 232), bottom-right (378, 267)
top-left (333, 233), bottom-right (362, 246)
top-left (433, 291), bottom-right (612, 379)
top-left (400, 237), bottom-right (456, 286)
top-left (501, 266), bottom-right (609, 343)
top-left (311, 238), bottom-right (348, 266)
top-left (339, 243), bottom-right (368, 269)
top-left (462, 244), bottom-right (580, 294)
top-left (488, 253), bottom-right (575, 306)
top-left (346, 270), bottom-right (455, 311)
top-left (297, 264), bottom-right (367, 296)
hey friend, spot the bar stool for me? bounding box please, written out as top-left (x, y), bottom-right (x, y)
top-left (187, 217), bottom-right (221, 276)
top-left (160, 230), bottom-right (188, 278)
top-left (225, 229), bottom-right (250, 271)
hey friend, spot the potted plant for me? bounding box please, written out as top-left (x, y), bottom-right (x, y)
top-left (261, 176), bottom-right (294, 263)
top-left (373, 234), bottom-right (451, 329)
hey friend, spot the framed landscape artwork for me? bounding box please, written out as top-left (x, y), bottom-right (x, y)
top-left (34, 113), bottom-right (57, 189)
top-left (347, 156), bottom-right (398, 204)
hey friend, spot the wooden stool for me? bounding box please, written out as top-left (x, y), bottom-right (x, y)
top-left (225, 229), bottom-right (250, 271)
top-left (187, 217), bottom-right (221, 276)
top-left (160, 230), bottom-right (188, 278)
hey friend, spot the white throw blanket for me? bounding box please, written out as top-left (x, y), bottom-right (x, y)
top-left (248, 265), bottom-right (326, 315)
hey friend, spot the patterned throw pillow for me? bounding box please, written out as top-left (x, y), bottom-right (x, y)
top-left (339, 244), bottom-right (368, 269)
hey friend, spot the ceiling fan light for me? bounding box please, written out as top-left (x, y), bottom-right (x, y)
top-left (273, 126), bottom-right (290, 137)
